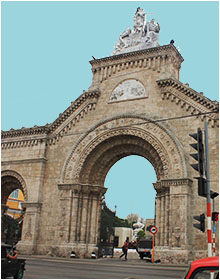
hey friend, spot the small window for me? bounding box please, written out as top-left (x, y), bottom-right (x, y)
top-left (10, 189), bottom-right (19, 199)
top-left (191, 267), bottom-right (219, 279)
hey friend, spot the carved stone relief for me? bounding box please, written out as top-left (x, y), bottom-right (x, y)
top-left (109, 79), bottom-right (147, 102)
top-left (62, 116), bottom-right (187, 185)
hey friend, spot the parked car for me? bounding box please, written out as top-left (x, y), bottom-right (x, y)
top-left (1, 242), bottom-right (26, 279)
top-left (136, 239), bottom-right (152, 259)
top-left (184, 256), bottom-right (219, 279)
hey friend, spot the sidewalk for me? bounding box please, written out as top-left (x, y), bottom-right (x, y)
top-left (114, 248), bottom-right (140, 259)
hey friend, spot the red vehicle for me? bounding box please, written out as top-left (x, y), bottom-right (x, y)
top-left (184, 256), bottom-right (219, 279)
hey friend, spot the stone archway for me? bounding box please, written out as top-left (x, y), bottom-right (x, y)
top-left (1, 170), bottom-right (28, 210)
top-left (59, 115), bottom-right (192, 261)
top-left (1, 170), bottom-right (27, 243)
top-left (62, 115), bottom-right (187, 183)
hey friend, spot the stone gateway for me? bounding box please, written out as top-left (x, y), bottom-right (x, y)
top-left (1, 8), bottom-right (219, 263)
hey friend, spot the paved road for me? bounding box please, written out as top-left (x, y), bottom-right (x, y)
top-left (22, 256), bottom-right (188, 279)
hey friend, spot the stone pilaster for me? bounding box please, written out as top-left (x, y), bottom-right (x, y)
top-left (17, 202), bottom-right (42, 254)
top-left (153, 178), bottom-right (193, 263)
top-left (57, 183), bottom-right (106, 257)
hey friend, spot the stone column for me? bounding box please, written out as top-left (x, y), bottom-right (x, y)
top-left (153, 178), bottom-right (193, 263)
top-left (57, 183), bottom-right (106, 258)
top-left (17, 202), bottom-right (42, 254)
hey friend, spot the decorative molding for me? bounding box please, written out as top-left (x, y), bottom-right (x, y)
top-left (58, 183), bottom-right (107, 196)
top-left (1, 89), bottom-right (101, 149)
top-left (1, 126), bottom-right (49, 139)
top-left (154, 178), bottom-right (193, 188)
top-left (1, 139), bottom-right (46, 150)
top-left (21, 202), bottom-right (42, 211)
top-left (47, 94), bottom-right (100, 145)
top-left (90, 44), bottom-right (183, 65)
top-left (153, 178), bottom-right (193, 194)
top-left (49, 89), bottom-right (100, 133)
top-left (156, 78), bottom-right (219, 127)
top-left (90, 44), bottom-right (183, 83)
top-left (1, 158), bottom-right (47, 165)
top-left (62, 115), bottom-right (187, 184)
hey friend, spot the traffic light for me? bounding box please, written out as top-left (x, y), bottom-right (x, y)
top-left (193, 214), bottom-right (205, 232)
top-left (189, 128), bottom-right (204, 176)
top-left (195, 177), bottom-right (207, 197)
top-left (212, 212), bottom-right (219, 222)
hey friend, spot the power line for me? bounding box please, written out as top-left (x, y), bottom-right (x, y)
top-left (58, 110), bottom-right (218, 138)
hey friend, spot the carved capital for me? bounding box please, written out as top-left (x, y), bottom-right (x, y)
top-left (153, 178), bottom-right (193, 193)
top-left (58, 183), bottom-right (107, 198)
top-left (21, 202), bottom-right (42, 209)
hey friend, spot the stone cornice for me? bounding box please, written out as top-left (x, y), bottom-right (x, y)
top-left (49, 89), bottom-right (100, 133)
top-left (1, 126), bottom-right (49, 139)
top-left (90, 44), bottom-right (184, 65)
top-left (89, 44), bottom-right (183, 84)
top-left (156, 78), bottom-right (219, 127)
top-left (1, 89), bottom-right (100, 146)
top-left (157, 78), bottom-right (218, 110)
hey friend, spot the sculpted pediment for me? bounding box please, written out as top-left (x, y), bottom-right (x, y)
top-left (109, 79), bottom-right (148, 103)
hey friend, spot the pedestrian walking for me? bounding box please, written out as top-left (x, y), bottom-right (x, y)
top-left (119, 238), bottom-right (129, 260)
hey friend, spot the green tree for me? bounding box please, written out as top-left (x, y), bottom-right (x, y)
top-left (99, 202), bottom-right (131, 243)
top-left (137, 230), bottom-right (146, 241)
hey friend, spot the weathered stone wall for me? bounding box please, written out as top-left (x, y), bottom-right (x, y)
top-left (1, 44), bottom-right (218, 262)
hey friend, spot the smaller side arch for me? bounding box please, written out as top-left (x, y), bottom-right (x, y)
top-left (1, 170), bottom-right (28, 204)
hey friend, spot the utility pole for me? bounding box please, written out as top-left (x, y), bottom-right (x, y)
top-left (204, 121), bottom-right (212, 257)
top-left (210, 191), bottom-right (219, 256)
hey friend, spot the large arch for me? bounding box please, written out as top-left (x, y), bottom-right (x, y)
top-left (58, 115), bottom-right (192, 262)
top-left (62, 115), bottom-right (187, 184)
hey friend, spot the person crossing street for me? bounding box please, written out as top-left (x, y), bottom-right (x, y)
top-left (119, 238), bottom-right (129, 260)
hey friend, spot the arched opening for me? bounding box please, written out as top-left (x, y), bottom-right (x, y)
top-left (100, 155), bottom-right (156, 249)
top-left (62, 117), bottom-right (190, 260)
top-left (105, 155), bottom-right (156, 219)
top-left (79, 134), bottom-right (165, 185)
top-left (1, 172), bottom-right (26, 244)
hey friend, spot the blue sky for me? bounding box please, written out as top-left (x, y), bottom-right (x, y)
top-left (2, 1), bottom-right (219, 220)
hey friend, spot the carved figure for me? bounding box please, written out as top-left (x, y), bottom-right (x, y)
top-left (112, 8), bottom-right (160, 55)
top-left (133, 7), bottom-right (146, 33)
top-left (144, 19), bottom-right (160, 46)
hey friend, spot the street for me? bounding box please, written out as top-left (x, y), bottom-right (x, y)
top-left (22, 256), bottom-right (188, 279)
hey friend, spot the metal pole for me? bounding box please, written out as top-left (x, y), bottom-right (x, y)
top-left (152, 234), bottom-right (155, 263)
top-left (212, 199), bottom-right (216, 256)
top-left (204, 121), bottom-right (212, 257)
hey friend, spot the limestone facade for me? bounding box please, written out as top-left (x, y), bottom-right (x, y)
top-left (1, 43), bottom-right (219, 263)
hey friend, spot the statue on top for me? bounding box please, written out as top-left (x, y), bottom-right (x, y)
top-left (111, 8), bottom-right (160, 56)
